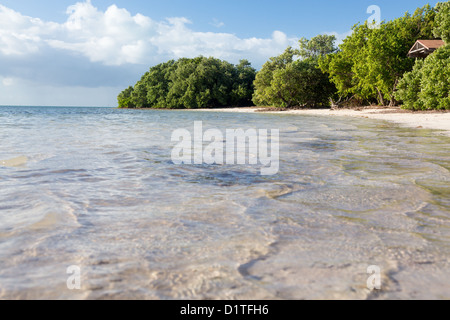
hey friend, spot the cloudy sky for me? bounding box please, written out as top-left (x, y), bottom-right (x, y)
top-left (0, 0), bottom-right (439, 106)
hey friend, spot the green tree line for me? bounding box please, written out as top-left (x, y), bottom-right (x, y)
top-left (395, 1), bottom-right (450, 110)
top-left (118, 57), bottom-right (256, 109)
top-left (118, 1), bottom-right (450, 110)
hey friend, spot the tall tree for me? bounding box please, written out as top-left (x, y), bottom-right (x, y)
top-left (117, 86), bottom-right (135, 108)
top-left (252, 47), bottom-right (295, 107)
top-left (433, 1), bottom-right (450, 43)
top-left (297, 34), bottom-right (337, 59)
top-left (118, 57), bottom-right (256, 109)
top-left (232, 59), bottom-right (257, 106)
top-left (268, 58), bottom-right (335, 108)
top-left (318, 4), bottom-right (436, 106)
top-left (253, 35), bottom-right (337, 108)
top-left (131, 73), bottom-right (151, 108)
top-left (146, 60), bottom-right (176, 109)
top-left (396, 45), bottom-right (450, 110)
top-left (319, 24), bottom-right (373, 103)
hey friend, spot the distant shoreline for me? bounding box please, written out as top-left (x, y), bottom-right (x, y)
top-left (189, 106), bottom-right (450, 136)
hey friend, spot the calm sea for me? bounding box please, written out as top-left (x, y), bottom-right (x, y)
top-left (0, 106), bottom-right (449, 299)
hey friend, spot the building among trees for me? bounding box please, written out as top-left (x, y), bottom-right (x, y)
top-left (407, 40), bottom-right (445, 58)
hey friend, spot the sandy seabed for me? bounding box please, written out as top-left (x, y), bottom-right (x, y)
top-left (194, 107), bottom-right (450, 136)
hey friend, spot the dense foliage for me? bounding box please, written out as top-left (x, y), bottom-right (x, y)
top-left (395, 45), bottom-right (450, 110)
top-left (318, 5), bottom-right (436, 106)
top-left (118, 57), bottom-right (256, 109)
top-left (434, 1), bottom-right (450, 43)
top-left (252, 35), bottom-right (337, 108)
top-left (119, 2), bottom-right (449, 110)
top-left (393, 1), bottom-right (450, 110)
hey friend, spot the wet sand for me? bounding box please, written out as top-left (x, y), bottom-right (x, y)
top-left (194, 107), bottom-right (450, 136)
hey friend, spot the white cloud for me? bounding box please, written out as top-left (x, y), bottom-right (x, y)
top-left (0, 1), bottom-right (351, 106)
top-left (0, 1), bottom-right (298, 67)
top-left (0, 4), bottom-right (59, 56)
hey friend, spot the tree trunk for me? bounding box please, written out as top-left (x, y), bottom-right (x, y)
top-left (277, 91), bottom-right (292, 108)
top-left (376, 88), bottom-right (385, 106)
top-left (389, 78), bottom-right (399, 107)
top-left (389, 96), bottom-right (397, 107)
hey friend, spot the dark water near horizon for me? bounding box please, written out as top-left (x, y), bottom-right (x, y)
top-left (0, 106), bottom-right (449, 299)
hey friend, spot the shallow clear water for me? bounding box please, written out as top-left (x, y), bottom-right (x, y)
top-left (0, 106), bottom-right (449, 300)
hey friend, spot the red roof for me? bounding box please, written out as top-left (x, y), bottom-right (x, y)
top-left (416, 40), bottom-right (445, 49)
top-left (408, 40), bottom-right (446, 58)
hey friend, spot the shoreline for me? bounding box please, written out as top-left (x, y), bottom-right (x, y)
top-left (193, 107), bottom-right (450, 136)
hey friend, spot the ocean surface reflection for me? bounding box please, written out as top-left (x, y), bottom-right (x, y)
top-left (0, 106), bottom-right (449, 299)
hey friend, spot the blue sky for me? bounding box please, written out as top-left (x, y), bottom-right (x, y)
top-left (0, 0), bottom-right (441, 106)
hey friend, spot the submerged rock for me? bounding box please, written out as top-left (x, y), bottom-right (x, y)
top-left (0, 156), bottom-right (28, 167)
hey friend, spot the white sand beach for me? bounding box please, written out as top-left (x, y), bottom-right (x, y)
top-left (195, 107), bottom-right (450, 136)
